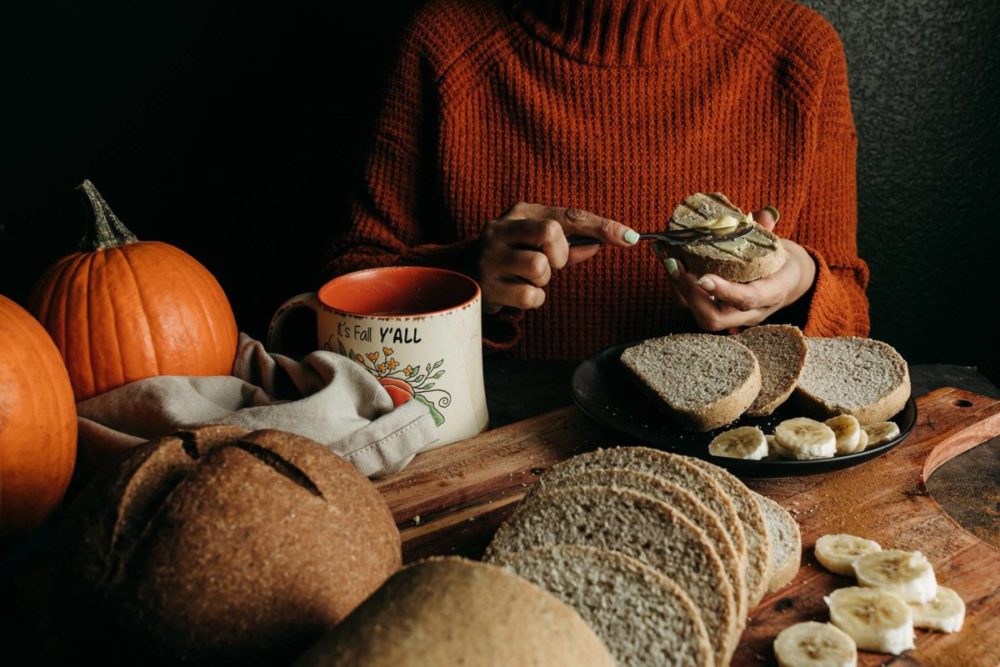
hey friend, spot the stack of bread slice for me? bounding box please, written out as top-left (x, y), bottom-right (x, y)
top-left (485, 447), bottom-right (801, 667)
top-left (622, 326), bottom-right (911, 433)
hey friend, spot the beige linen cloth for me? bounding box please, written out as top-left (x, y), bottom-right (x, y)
top-left (76, 334), bottom-right (439, 477)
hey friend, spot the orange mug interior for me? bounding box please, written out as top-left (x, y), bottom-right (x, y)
top-left (318, 267), bottom-right (480, 316)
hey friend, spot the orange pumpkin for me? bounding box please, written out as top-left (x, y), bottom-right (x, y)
top-left (0, 295), bottom-right (77, 537)
top-left (28, 180), bottom-right (238, 400)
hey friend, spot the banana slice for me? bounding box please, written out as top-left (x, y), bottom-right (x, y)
top-left (774, 418), bottom-right (837, 460)
top-left (774, 621), bottom-right (857, 667)
top-left (853, 550), bottom-right (937, 603)
top-left (862, 421), bottom-right (900, 447)
top-left (709, 425), bottom-right (768, 460)
top-left (825, 415), bottom-right (863, 455)
top-left (856, 428), bottom-right (869, 451)
top-left (815, 534), bottom-right (882, 577)
top-left (909, 586), bottom-right (965, 633)
top-left (826, 587), bottom-right (915, 655)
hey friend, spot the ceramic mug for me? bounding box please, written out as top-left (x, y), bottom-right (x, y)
top-left (267, 266), bottom-right (489, 448)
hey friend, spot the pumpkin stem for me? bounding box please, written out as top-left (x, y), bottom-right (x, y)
top-left (78, 179), bottom-right (139, 250)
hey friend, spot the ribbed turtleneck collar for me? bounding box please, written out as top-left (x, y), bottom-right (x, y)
top-left (510, 0), bottom-right (728, 66)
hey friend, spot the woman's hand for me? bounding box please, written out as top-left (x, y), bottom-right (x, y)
top-left (657, 209), bottom-right (817, 331)
top-left (478, 202), bottom-right (638, 313)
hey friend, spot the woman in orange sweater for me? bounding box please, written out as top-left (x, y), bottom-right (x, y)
top-left (327, 0), bottom-right (869, 360)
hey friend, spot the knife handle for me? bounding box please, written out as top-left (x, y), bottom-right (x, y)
top-left (567, 235), bottom-right (605, 248)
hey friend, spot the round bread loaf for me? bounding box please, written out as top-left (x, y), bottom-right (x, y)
top-left (493, 545), bottom-right (713, 667)
top-left (57, 425), bottom-right (401, 666)
top-left (485, 485), bottom-right (739, 666)
top-left (527, 468), bottom-right (748, 621)
top-left (292, 557), bottom-right (614, 667)
top-left (621, 333), bottom-right (761, 431)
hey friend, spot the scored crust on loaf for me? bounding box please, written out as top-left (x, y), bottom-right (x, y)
top-left (666, 192), bottom-right (787, 283)
top-left (735, 324), bottom-right (808, 417)
top-left (753, 493), bottom-right (801, 594)
top-left (621, 333), bottom-right (762, 432)
top-left (794, 337), bottom-right (911, 423)
top-left (293, 558), bottom-right (614, 667)
top-left (57, 426), bottom-right (402, 666)
top-left (533, 448), bottom-right (749, 575)
top-left (485, 486), bottom-right (740, 666)
top-left (529, 468), bottom-right (748, 621)
top-left (493, 545), bottom-right (714, 667)
top-left (684, 457), bottom-right (772, 608)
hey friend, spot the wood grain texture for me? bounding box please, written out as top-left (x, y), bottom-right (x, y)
top-left (376, 387), bottom-right (1000, 666)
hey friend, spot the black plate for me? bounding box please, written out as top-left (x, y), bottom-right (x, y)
top-left (572, 342), bottom-right (917, 478)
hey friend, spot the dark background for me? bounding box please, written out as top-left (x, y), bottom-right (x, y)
top-left (2, 0), bottom-right (998, 366)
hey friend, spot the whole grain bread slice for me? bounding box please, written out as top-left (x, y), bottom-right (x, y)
top-left (794, 337), bottom-right (911, 423)
top-left (528, 468), bottom-right (748, 621)
top-left (485, 486), bottom-right (739, 666)
top-left (533, 448), bottom-right (749, 576)
top-left (493, 545), bottom-right (714, 667)
top-left (666, 192), bottom-right (787, 282)
top-left (683, 457), bottom-right (773, 607)
top-left (621, 333), bottom-right (761, 431)
top-left (753, 493), bottom-right (801, 594)
top-left (735, 325), bottom-right (809, 416)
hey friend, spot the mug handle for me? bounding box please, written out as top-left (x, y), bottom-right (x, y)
top-left (267, 292), bottom-right (318, 353)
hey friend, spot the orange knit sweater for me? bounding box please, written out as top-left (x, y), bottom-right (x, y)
top-left (327, 0), bottom-right (870, 360)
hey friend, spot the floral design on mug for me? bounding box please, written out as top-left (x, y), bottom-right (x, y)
top-left (325, 337), bottom-right (451, 426)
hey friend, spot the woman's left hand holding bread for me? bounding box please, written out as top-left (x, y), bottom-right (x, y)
top-left (659, 209), bottom-right (817, 331)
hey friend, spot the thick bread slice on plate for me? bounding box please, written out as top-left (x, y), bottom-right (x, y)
top-left (794, 337), bottom-right (911, 423)
top-left (666, 192), bottom-right (787, 282)
top-left (621, 333), bottom-right (761, 432)
top-left (684, 457), bottom-right (773, 607)
top-left (528, 468), bottom-right (748, 622)
top-left (735, 324), bottom-right (809, 417)
top-left (493, 545), bottom-right (714, 667)
top-left (485, 486), bottom-right (740, 666)
top-left (753, 493), bottom-right (801, 594)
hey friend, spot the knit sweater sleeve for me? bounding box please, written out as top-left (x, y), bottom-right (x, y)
top-left (783, 36), bottom-right (871, 336)
top-left (324, 9), bottom-right (523, 349)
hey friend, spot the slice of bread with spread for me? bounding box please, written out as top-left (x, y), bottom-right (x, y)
top-left (666, 192), bottom-right (787, 282)
top-left (621, 333), bottom-right (761, 432)
top-left (794, 337), bottom-right (911, 423)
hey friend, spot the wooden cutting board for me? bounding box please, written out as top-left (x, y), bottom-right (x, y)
top-left (375, 387), bottom-right (1000, 667)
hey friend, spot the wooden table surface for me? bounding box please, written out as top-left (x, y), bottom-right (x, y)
top-left (375, 368), bottom-right (1000, 666)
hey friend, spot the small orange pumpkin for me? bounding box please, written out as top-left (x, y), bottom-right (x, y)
top-left (0, 295), bottom-right (77, 537)
top-left (28, 180), bottom-right (238, 400)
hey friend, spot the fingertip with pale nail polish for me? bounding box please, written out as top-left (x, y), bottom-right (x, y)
top-left (623, 229), bottom-right (640, 245)
top-left (664, 257), bottom-right (679, 277)
top-left (696, 276), bottom-right (716, 291)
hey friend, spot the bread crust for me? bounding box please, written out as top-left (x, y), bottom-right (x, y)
top-left (58, 426), bottom-right (402, 666)
top-left (293, 558), bottom-right (615, 667)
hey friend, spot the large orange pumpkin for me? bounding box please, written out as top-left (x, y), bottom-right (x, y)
top-left (0, 295), bottom-right (78, 537)
top-left (28, 180), bottom-right (238, 400)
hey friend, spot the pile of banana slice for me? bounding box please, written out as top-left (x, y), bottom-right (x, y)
top-left (707, 415), bottom-right (900, 461)
top-left (773, 534), bottom-right (965, 666)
